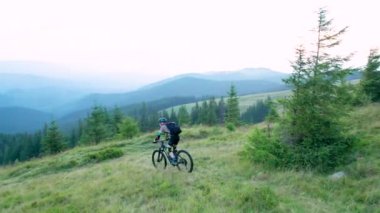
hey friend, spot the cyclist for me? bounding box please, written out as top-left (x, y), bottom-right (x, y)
top-left (154, 117), bottom-right (181, 163)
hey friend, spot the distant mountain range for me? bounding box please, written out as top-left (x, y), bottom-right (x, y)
top-left (0, 67), bottom-right (290, 133)
top-left (0, 65), bottom-right (362, 134)
top-left (0, 107), bottom-right (51, 134)
top-left (0, 73), bottom-right (91, 113)
top-left (62, 77), bottom-right (288, 113)
top-left (140, 68), bottom-right (288, 90)
top-left (58, 68), bottom-right (290, 112)
top-left (0, 62), bottom-right (73, 92)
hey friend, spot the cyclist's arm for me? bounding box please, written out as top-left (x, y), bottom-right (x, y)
top-left (160, 125), bottom-right (170, 134)
top-left (155, 125), bottom-right (169, 141)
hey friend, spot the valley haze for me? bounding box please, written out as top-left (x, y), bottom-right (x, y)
top-left (0, 64), bottom-right (290, 133)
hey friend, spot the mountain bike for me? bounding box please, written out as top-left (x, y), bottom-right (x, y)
top-left (152, 140), bottom-right (193, 173)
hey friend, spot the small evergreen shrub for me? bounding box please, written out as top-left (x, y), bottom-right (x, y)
top-left (86, 148), bottom-right (124, 163)
top-left (58, 160), bottom-right (79, 170)
top-left (226, 123), bottom-right (236, 132)
top-left (245, 128), bottom-right (355, 172)
top-left (118, 117), bottom-right (140, 139)
top-left (287, 136), bottom-right (355, 172)
top-left (244, 129), bottom-right (289, 168)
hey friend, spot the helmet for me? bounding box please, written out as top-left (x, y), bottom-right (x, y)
top-left (158, 117), bottom-right (167, 123)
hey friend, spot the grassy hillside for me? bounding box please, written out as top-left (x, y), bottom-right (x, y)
top-left (0, 103), bottom-right (379, 212)
top-left (166, 89), bottom-right (291, 113)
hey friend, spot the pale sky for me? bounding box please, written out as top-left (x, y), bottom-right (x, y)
top-left (0, 0), bottom-right (379, 90)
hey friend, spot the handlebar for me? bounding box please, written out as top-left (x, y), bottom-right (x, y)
top-left (153, 139), bottom-right (168, 144)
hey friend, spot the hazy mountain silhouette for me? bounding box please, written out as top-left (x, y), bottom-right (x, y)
top-left (0, 107), bottom-right (51, 133)
top-left (140, 68), bottom-right (288, 90)
top-left (0, 72), bottom-right (90, 113)
top-left (61, 77), bottom-right (288, 113)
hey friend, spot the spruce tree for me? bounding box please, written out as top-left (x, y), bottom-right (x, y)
top-left (361, 49), bottom-right (380, 102)
top-left (31, 131), bottom-right (42, 158)
top-left (207, 97), bottom-right (218, 125)
top-left (81, 105), bottom-right (109, 144)
top-left (111, 106), bottom-right (124, 135)
top-left (265, 97), bottom-right (279, 138)
top-left (42, 121), bottom-right (64, 154)
top-left (78, 119), bottom-right (84, 139)
top-left (148, 112), bottom-right (160, 131)
top-left (241, 99), bottom-right (270, 124)
top-left (139, 102), bottom-right (149, 132)
top-left (177, 106), bottom-right (190, 126)
top-left (19, 135), bottom-right (33, 161)
top-left (200, 100), bottom-right (209, 125)
top-left (217, 96), bottom-right (226, 124)
top-left (191, 102), bottom-right (200, 125)
top-left (226, 84), bottom-right (240, 126)
top-left (280, 8), bottom-right (354, 171)
top-left (118, 117), bottom-right (140, 139)
top-left (169, 108), bottom-right (178, 123)
top-left (69, 128), bottom-right (77, 148)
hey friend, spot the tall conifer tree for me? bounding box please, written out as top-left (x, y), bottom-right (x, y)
top-left (178, 106), bottom-right (190, 125)
top-left (42, 121), bottom-right (64, 154)
top-left (280, 8), bottom-right (354, 170)
top-left (361, 49), bottom-right (380, 102)
top-left (81, 106), bottom-right (109, 144)
top-left (226, 84), bottom-right (240, 126)
top-left (217, 96), bottom-right (226, 124)
top-left (191, 102), bottom-right (200, 125)
top-left (208, 97), bottom-right (218, 125)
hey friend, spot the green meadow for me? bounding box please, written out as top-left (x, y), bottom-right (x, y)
top-left (0, 103), bottom-right (379, 212)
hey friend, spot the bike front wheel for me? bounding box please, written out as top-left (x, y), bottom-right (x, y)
top-left (152, 150), bottom-right (167, 170)
top-left (176, 150), bottom-right (193, 173)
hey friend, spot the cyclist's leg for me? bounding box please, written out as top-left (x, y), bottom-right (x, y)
top-left (174, 135), bottom-right (180, 152)
top-left (169, 135), bottom-right (179, 148)
top-left (169, 135), bottom-right (180, 161)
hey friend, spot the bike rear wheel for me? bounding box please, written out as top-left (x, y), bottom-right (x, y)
top-left (176, 150), bottom-right (193, 173)
top-left (152, 150), bottom-right (167, 170)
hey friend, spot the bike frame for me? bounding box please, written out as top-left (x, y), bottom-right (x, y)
top-left (156, 140), bottom-right (176, 165)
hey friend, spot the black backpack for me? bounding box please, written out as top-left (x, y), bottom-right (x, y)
top-left (166, 122), bottom-right (182, 135)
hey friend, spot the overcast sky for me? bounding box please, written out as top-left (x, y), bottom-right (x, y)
top-left (0, 0), bottom-right (379, 89)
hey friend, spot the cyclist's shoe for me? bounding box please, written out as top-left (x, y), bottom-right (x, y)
top-left (169, 154), bottom-right (178, 165)
top-left (171, 158), bottom-right (178, 165)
